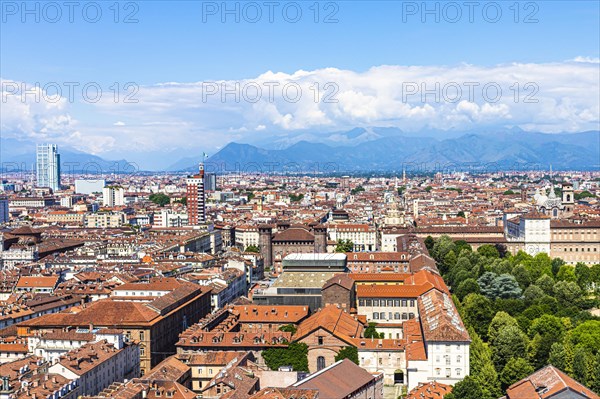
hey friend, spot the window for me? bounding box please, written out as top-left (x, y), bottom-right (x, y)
top-left (446, 345), bottom-right (451, 353)
top-left (380, 312), bottom-right (385, 319)
top-left (140, 346), bottom-right (145, 356)
top-left (139, 331), bottom-right (145, 341)
top-left (445, 355), bottom-right (451, 365)
top-left (435, 368), bottom-right (441, 376)
top-left (457, 355), bottom-right (462, 363)
top-left (366, 299), bottom-right (372, 306)
top-left (394, 312), bottom-right (400, 320)
top-left (373, 313), bottom-right (379, 320)
top-left (359, 299), bottom-right (365, 306)
top-left (317, 356), bottom-right (326, 371)
top-left (387, 299), bottom-right (393, 306)
top-left (410, 300), bottom-right (415, 307)
top-left (446, 368), bottom-right (451, 378)
top-left (388, 312), bottom-right (392, 319)
top-left (318, 336), bottom-right (324, 345)
top-left (373, 299), bottom-right (379, 307)
top-left (394, 299), bottom-right (400, 307)
top-left (456, 368), bottom-right (462, 377)
top-left (401, 299), bottom-right (407, 307)
top-left (379, 358), bottom-right (383, 365)
top-left (409, 313), bottom-right (415, 319)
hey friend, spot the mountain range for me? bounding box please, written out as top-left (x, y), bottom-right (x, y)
top-left (2, 128), bottom-right (598, 173)
top-left (0, 138), bottom-right (134, 174)
top-left (183, 129), bottom-right (600, 173)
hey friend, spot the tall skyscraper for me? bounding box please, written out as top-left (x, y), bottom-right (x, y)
top-left (36, 144), bottom-right (61, 191)
top-left (0, 197), bottom-right (9, 224)
top-left (186, 162), bottom-right (206, 225)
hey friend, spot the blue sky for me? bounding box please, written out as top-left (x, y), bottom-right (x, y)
top-left (1, 1), bottom-right (599, 169)
top-left (2, 1), bottom-right (599, 83)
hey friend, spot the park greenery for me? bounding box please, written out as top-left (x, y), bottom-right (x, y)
top-left (149, 193), bottom-right (171, 206)
top-left (335, 239), bottom-right (354, 253)
top-left (428, 236), bottom-right (600, 398)
top-left (364, 322), bottom-right (385, 339)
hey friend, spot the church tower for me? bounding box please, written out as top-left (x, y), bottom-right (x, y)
top-left (561, 182), bottom-right (574, 216)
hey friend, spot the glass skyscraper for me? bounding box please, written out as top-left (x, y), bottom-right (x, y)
top-left (36, 144), bottom-right (61, 191)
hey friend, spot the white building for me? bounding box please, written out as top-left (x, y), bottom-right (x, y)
top-left (328, 224), bottom-right (378, 251)
top-left (102, 186), bottom-right (125, 207)
top-left (504, 212), bottom-right (551, 256)
top-left (75, 179), bottom-right (106, 195)
top-left (152, 209), bottom-right (189, 228)
top-left (48, 339), bottom-right (139, 397)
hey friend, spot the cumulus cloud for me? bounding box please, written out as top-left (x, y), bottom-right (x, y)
top-left (1, 61), bottom-right (599, 156)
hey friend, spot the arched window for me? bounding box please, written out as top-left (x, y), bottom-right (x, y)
top-left (553, 208), bottom-right (558, 217)
top-left (317, 356), bottom-right (326, 371)
top-left (566, 194), bottom-right (571, 202)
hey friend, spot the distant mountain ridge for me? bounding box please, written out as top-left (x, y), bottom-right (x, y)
top-left (182, 129), bottom-right (599, 173)
top-left (1, 138), bottom-right (135, 174)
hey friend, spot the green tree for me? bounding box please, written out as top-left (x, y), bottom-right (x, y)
top-left (424, 236), bottom-right (435, 251)
top-left (468, 327), bottom-right (502, 397)
top-left (425, 185), bottom-right (433, 192)
top-left (149, 193), bottom-right (171, 206)
top-left (573, 345), bottom-right (595, 387)
top-left (523, 285), bottom-right (545, 305)
top-left (245, 245), bottom-right (260, 253)
top-left (535, 274), bottom-right (555, 294)
top-left (500, 357), bottom-right (534, 390)
top-left (262, 342), bottom-right (309, 372)
top-left (478, 245), bottom-right (500, 258)
top-left (364, 322), bottom-right (384, 339)
top-left (335, 346), bottom-right (359, 364)
top-left (488, 312), bottom-right (520, 344)
top-left (528, 314), bottom-right (566, 368)
top-left (568, 320), bottom-right (600, 354)
top-left (479, 273), bottom-right (522, 299)
top-left (492, 325), bottom-right (529, 372)
top-left (444, 376), bottom-right (486, 399)
top-left (457, 210), bottom-right (466, 218)
top-left (289, 193), bottom-right (304, 202)
top-left (574, 262), bottom-right (592, 290)
top-left (462, 294), bottom-right (495, 340)
top-left (549, 342), bottom-right (573, 374)
top-left (279, 324), bottom-right (297, 334)
top-left (350, 186), bottom-right (365, 195)
top-left (335, 239), bottom-right (354, 253)
top-left (556, 265), bottom-right (577, 282)
top-left (455, 278), bottom-right (480, 301)
top-left (553, 281), bottom-right (583, 306)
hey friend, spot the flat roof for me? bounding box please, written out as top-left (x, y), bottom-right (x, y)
top-left (283, 253), bottom-right (347, 261)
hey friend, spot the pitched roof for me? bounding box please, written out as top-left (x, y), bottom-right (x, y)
top-left (417, 290), bottom-right (470, 342)
top-left (506, 365), bottom-right (599, 399)
top-left (273, 227), bottom-right (314, 242)
top-left (292, 359), bottom-right (377, 399)
top-left (294, 306), bottom-right (363, 342)
top-left (406, 382), bottom-right (452, 399)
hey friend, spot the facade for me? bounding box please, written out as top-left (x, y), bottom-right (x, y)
top-left (36, 143), bottom-right (61, 191)
top-left (74, 179), bottom-right (106, 195)
top-left (186, 163), bottom-right (206, 226)
top-left (0, 197), bottom-right (8, 224)
top-left (102, 186), bottom-right (125, 207)
top-left (84, 212), bottom-right (126, 228)
top-left (48, 339), bottom-right (140, 396)
top-left (328, 224), bottom-right (378, 251)
top-left (153, 209), bottom-right (189, 228)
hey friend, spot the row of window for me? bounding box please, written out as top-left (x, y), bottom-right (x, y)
top-left (372, 312), bottom-right (415, 320)
top-left (435, 368), bottom-right (462, 378)
top-left (562, 247), bottom-right (598, 252)
top-left (359, 299), bottom-right (415, 307)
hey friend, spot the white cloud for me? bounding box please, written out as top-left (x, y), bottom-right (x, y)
top-left (2, 61), bottom-right (599, 157)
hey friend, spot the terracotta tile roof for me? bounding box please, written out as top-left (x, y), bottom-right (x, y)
top-left (58, 339), bottom-right (123, 375)
top-left (249, 387), bottom-right (319, 399)
top-left (16, 275), bottom-right (59, 289)
top-left (235, 305), bottom-right (309, 324)
top-left (145, 355), bottom-right (190, 382)
top-left (417, 289), bottom-right (470, 342)
top-left (294, 305), bottom-right (363, 342)
top-left (292, 359), bottom-right (377, 399)
top-left (322, 274), bottom-right (355, 290)
top-left (506, 365), bottom-right (599, 399)
top-left (272, 227), bottom-right (314, 242)
top-left (406, 381), bottom-right (452, 399)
